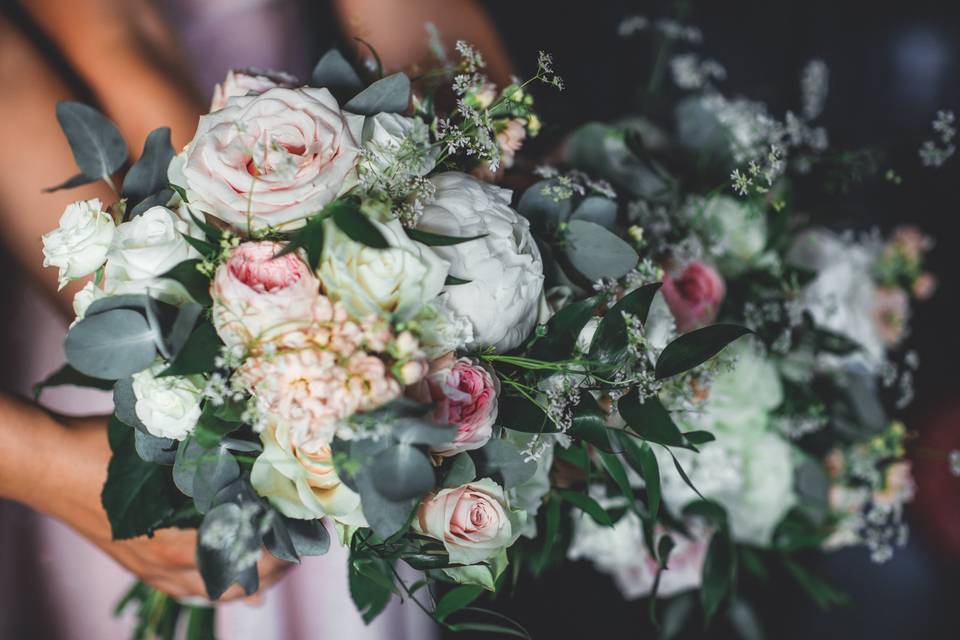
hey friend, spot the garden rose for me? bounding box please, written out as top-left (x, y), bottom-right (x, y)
top-left (414, 478), bottom-right (524, 565)
top-left (317, 216), bottom-right (449, 321)
top-left (171, 87), bottom-right (363, 231)
top-left (210, 68), bottom-right (298, 111)
top-left (131, 364), bottom-right (203, 440)
top-left (360, 113), bottom-right (437, 177)
top-left (661, 260), bottom-right (725, 333)
top-left (211, 241), bottom-right (320, 348)
top-left (250, 418), bottom-right (364, 523)
top-left (41, 198), bottom-right (114, 289)
top-left (416, 172), bottom-right (544, 352)
top-left (427, 358), bottom-right (499, 457)
top-left (872, 287), bottom-right (909, 347)
top-left (103, 206), bottom-right (200, 304)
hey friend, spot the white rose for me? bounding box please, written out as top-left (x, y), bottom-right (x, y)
top-left (657, 431), bottom-right (797, 546)
top-left (172, 87), bottom-right (363, 231)
top-left (250, 419), bottom-right (364, 523)
top-left (416, 172), bottom-right (545, 352)
top-left (788, 228), bottom-right (885, 365)
top-left (42, 198), bottom-right (114, 289)
top-left (414, 478), bottom-right (525, 565)
top-left (568, 499), bottom-right (710, 600)
top-left (317, 216), bottom-right (449, 321)
top-left (71, 281), bottom-right (105, 326)
top-left (104, 206), bottom-right (200, 305)
top-left (416, 298), bottom-right (475, 358)
top-left (210, 68), bottom-right (298, 112)
top-left (131, 364), bottom-right (203, 440)
top-left (360, 113), bottom-right (437, 177)
top-left (689, 195), bottom-right (767, 276)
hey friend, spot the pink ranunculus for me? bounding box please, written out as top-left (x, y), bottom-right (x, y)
top-left (210, 68), bottom-right (299, 112)
top-left (427, 358), bottom-right (499, 458)
top-left (872, 286), bottom-right (910, 346)
top-left (413, 478), bottom-right (521, 564)
top-left (174, 87), bottom-right (363, 231)
top-left (211, 241), bottom-right (320, 348)
top-left (661, 261), bottom-right (726, 333)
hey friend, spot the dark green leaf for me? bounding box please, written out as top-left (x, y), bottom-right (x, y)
top-left (160, 320), bottom-right (222, 377)
top-left (618, 390), bottom-right (687, 448)
top-left (683, 430), bottom-right (716, 445)
top-left (129, 188), bottom-right (174, 219)
top-left (183, 234), bottom-right (218, 259)
top-left (406, 228), bottom-right (486, 246)
top-left (435, 586), bottom-right (484, 622)
top-left (701, 528), bottom-right (736, 624)
top-left (51, 101), bottom-right (128, 184)
top-left (531, 296), bottom-right (598, 360)
top-left (443, 453), bottom-right (477, 488)
top-left (311, 49), bottom-right (364, 101)
top-left (65, 309), bottom-right (158, 379)
top-left (570, 196), bottom-right (618, 229)
top-left (727, 598), bottom-right (764, 640)
top-left (185, 606), bottom-right (216, 640)
top-left (102, 416), bottom-right (178, 539)
top-left (333, 201), bottom-right (389, 248)
top-left (597, 450), bottom-right (633, 503)
top-left (43, 173), bottom-right (96, 193)
top-left (344, 72), bottom-right (411, 115)
top-left (557, 489), bottom-right (613, 526)
top-left (564, 219), bottom-right (639, 283)
top-left (782, 558), bottom-right (850, 609)
top-left (159, 260), bottom-right (212, 307)
top-left (568, 392), bottom-right (614, 450)
top-left (618, 434), bottom-right (661, 519)
top-left (349, 556), bottom-right (395, 623)
top-left (33, 363), bottom-right (114, 399)
top-left (275, 215), bottom-right (325, 269)
top-left (194, 403), bottom-right (241, 448)
top-left (122, 127), bottom-right (175, 208)
top-left (588, 283), bottom-right (661, 365)
top-left (497, 395), bottom-right (556, 434)
top-left (655, 324), bottom-right (753, 380)
top-left (445, 275), bottom-right (472, 286)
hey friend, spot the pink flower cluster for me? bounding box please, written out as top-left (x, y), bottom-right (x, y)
top-left (212, 241), bottom-right (428, 443)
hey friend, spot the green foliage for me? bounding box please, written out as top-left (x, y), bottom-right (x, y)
top-left (123, 127), bottom-right (175, 213)
top-left (332, 198), bottom-right (390, 248)
top-left (564, 219), bottom-right (639, 283)
top-left (344, 72), bottom-right (411, 115)
top-left (65, 308), bottom-right (158, 379)
top-left (588, 283), bottom-right (661, 365)
top-left (655, 324), bottom-right (753, 380)
top-left (159, 260), bottom-right (212, 306)
top-left (312, 49), bottom-right (364, 101)
top-left (160, 320), bottom-right (221, 377)
top-left (46, 101), bottom-right (127, 191)
top-left (33, 363), bottom-right (115, 399)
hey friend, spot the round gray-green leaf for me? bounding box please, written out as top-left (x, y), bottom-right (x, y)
top-left (371, 444), bottom-right (435, 501)
top-left (65, 309), bottom-right (158, 379)
top-left (571, 196), bottom-right (618, 229)
top-left (517, 179), bottom-right (573, 232)
top-left (564, 219), bottom-right (638, 283)
top-left (55, 101), bottom-right (128, 181)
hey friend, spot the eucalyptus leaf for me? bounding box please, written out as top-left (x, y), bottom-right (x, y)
top-left (443, 453), bottom-right (477, 488)
top-left (197, 503), bottom-right (263, 599)
top-left (283, 517), bottom-right (331, 557)
top-left (123, 127), bottom-right (175, 209)
top-left (51, 101), bottom-right (128, 184)
top-left (655, 324), bottom-right (753, 380)
top-left (371, 444), bottom-right (435, 501)
top-left (517, 179), bottom-right (572, 232)
top-left (192, 445), bottom-right (242, 514)
top-left (471, 439), bottom-right (536, 489)
top-left (86, 294), bottom-right (151, 316)
top-left (129, 188), bottom-right (174, 219)
top-left (160, 320), bottom-right (222, 377)
top-left (564, 220), bottom-right (638, 283)
top-left (355, 471), bottom-right (417, 539)
top-left (344, 72), bottom-right (411, 115)
top-left (159, 260), bottom-right (212, 306)
top-left (65, 309), bottom-right (158, 379)
top-left (311, 49), bottom-right (364, 101)
top-left (43, 173), bottom-right (96, 193)
top-left (570, 196), bottom-right (618, 229)
top-left (392, 417), bottom-right (456, 447)
top-left (134, 430), bottom-right (178, 465)
top-left (113, 378), bottom-right (145, 431)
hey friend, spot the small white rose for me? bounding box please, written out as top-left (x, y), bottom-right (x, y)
top-left (416, 172), bottom-right (544, 352)
top-left (317, 216), bottom-right (449, 321)
top-left (131, 364), bottom-right (203, 440)
top-left (42, 198), bottom-right (114, 289)
top-left (360, 113), bottom-right (437, 178)
top-left (71, 281), bottom-right (105, 326)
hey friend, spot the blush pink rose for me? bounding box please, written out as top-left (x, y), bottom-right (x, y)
top-left (210, 68), bottom-right (299, 112)
top-left (413, 478), bottom-right (522, 564)
top-left (661, 261), bottom-right (726, 333)
top-left (872, 287), bottom-right (910, 346)
top-left (427, 358), bottom-right (499, 458)
top-left (211, 240), bottom-right (321, 348)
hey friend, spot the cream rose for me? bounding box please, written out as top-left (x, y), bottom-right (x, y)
top-left (172, 87), bottom-right (363, 231)
top-left (211, 241), bottom-right (321, 348)
top-left (104, 206), bottom-right (200, 304)
top-left (416, 172), bottom-right (544, 352)
top-left (131, 364), bottom-right (204, 440)
top-left (210, 68), bottom-right (298, 112)
top-left (414, 478), bottom-right (524, 565)
top-left (317, 216), bottom-right (449, 321)
top-left (42, 198), bottom-right (114, 289)
top-left (250, 418), bottom-right (364, 523)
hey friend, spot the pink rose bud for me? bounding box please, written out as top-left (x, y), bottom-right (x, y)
top-left (661, 261), bottom-right (726, 333)
top-left (398, 359), bottom-right (429, 385)
top-left (211, 241), bottom-right (321, 348)
top-left (913, 272), bottom-right (937, 300)
top-left (210, 68), bottom-right (299, 112)
top-left (427, 358), bottom-right (499, 458)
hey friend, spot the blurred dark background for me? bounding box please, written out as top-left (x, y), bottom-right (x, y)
top-left (471, 1), bottom-right (960, 638)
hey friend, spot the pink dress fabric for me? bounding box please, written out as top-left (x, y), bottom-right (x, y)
top-left (1, 2), bottom-right (437, 638)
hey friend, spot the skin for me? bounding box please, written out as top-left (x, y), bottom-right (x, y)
top-left (0, 0), bottom-right (511, 602)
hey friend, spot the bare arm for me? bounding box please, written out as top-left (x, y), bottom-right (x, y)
top-left (334, 0), bottom-right (514, 83)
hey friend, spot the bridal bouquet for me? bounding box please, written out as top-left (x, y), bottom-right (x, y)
top-left (513, 16), bottom-right (937, 636)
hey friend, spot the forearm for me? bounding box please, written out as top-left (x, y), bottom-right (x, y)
top-left (0, 393), bottom-right (111, 542)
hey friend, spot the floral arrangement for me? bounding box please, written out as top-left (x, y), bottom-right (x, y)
top-left (521, 15), bottom-right (939, 634)
top-left (34, 20), bottom-right (940, 640)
